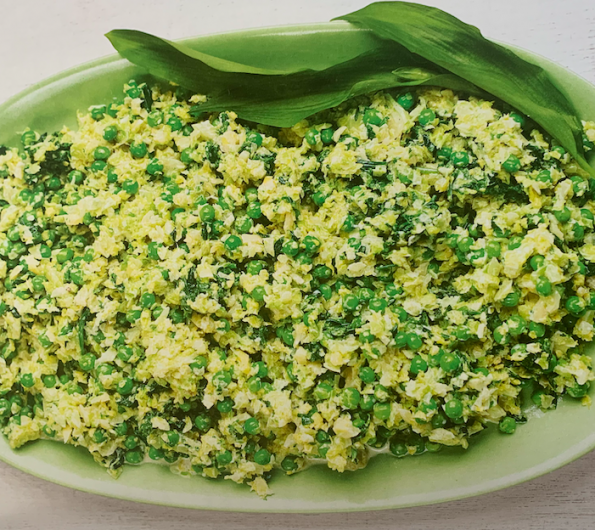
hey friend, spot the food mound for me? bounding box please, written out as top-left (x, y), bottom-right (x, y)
top-left (0, 81), bottom-right (594, 495)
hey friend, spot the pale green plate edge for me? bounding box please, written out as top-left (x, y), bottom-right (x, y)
top-left (0, 21), bottom-right (594, 513)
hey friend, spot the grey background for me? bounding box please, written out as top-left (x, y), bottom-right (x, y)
top-left (1, 0), bottom-right (595, 528)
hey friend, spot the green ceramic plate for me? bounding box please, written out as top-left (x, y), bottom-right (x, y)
top-left (0, 21), bottom-right (594, 513)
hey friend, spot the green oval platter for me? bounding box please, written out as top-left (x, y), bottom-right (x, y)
top-left (0, 21), bottom-right (594, 513)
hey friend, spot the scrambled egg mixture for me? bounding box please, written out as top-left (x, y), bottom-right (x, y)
top-left (1, 81), bottom-right (595, 495)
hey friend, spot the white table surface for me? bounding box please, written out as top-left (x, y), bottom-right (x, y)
top-left (1, 0), bottom-right (595, 528)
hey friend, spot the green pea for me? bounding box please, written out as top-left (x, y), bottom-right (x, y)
top-left (535, 276), bottom-right (552, 296)
top-left (394, 331), bottom-right (408, 348)
top-left (148, 447), bottom-right (164, 460)
top-left (568, 382), bottom-right (590, 399)
top-left (244, 417), bottom-right (260, 435)
top-left (93, 429), bottom-right (106, 443)
top-left (166, 430), bottom-right (180, 446)
top-left (451, 151), bottom-right (470, 168)
top-left (281, 456), bottom-right (298, 472)
top-left (126, 309), bottom-right (141, 323)
top-left (343, 293), bottom-right (360, 312)
top-left (486, 240), bottom-right (501, 259)
top-left (312, 191), bottom-right (327, 207)
top-left (530, 255), bottom-right (545, 271)
top-left (389, 440), bottom-right (408, 457)
top-left (409, 355), bottom-right (428, 375)
top-left (250, 286), bottom-right (266, 303)
top-left (535, 170), bottom-right (552, 183)
top-left (42, 374), bottom-right (57, 388)
top-left (103, 125), bottom-right (118, 142)
top-left (418, 108), bottom-right (436, 127)
top-left (116, 378), bottom-right (134, 395)
top-left (79, 353), bottom-right (95, 371)
top-left (114, 422), bottom-right (129, 436)
top-left (437, 146), bottom-right (452, 160)
top-left (498, 417), bottom-right (516, 434)
top-left (359, 366), bottom-right (376, 384)
top-left (369, 298), bottom-right (387, 312)
top-left (56, 248), bottom-right (74, 264)
top-left (47, 177), bottom-right (62, 191)
top-left (396, 92), bottom-right (415, 110)
top-left (341, 387), bottom-right (361, 409)
top-left (200, 204), bottom-right (215, 222)
top-left (117, 345), bottom-right (133, 362)
top-left (125, 450), bottom-right (143, 464)
top-left (405, 332), bottom-right (422, 351)
top-left (254, 448), bottom-right (271, 465)
top-left (146, 158), bottom-right (163, 176)
top-left (319, 284), bottom-right (332, 301)
top-left (572, 223), bottom-right (585, 242)
top-left (213, 450), bottom-right (232, 467)
top-left (139, 292), bottom-right (156, 309)
top-left (359, 330), bottom-right (375, 344)
top-left (167, 116), bottom-right (183, 131)
top-left (130, 142), bottom-right (148, 158)
top-left (507, 315), bottom-right (526, 337)
top-left (508, 236), bottom-right (523, 250)
top-left (89, 105), bottom-right (106, 120)
top-left (304, 129), bottom-right (319, 146)
top-left (224, 235), bottom-right (242, 251)
top-left (554, 207), bottom-right (571, 223)
top-left (373, 402), bottom-right (392, 420)
top-left (320, 128), bottom-right (334, 145)
top-left (124, 435), bottom-right (140, 449)
top-left (31, 275), bottom-right (45, 292)
top-left (502, 154), bottom-right (521, 173)
top-left (19, 189), bottom-right (32, 203)
top-left (528, 321), bottom-right (546, 338)
top-left (194, 414), bottom-right (211, 432)
top-left (502, 291), bottom-right (520, 307)
top-left (246, 201), bottom-right (262, 219)
top-left (282, 240), bottom-right (299, 257)
top-left (246, 260), bottom-right (265, 275)
top-left (440, 352), bottom-right (461, 373)
top-left (189, 356), bottom-right (208, 373)
top-left (313, 382), bottom-right (333, 401)
top-left (97, 364), bottom-right (113, 376)
top-left (363, 108), bottom-right (383, 126)
top-left (20, 373), bottom-right (35, 388)
top-left (147, 110), bottom-right (163, 127)
top-left (170, 308), bottom-right (185, 324)
top-left (360, 394), bottom-right (376, 412)
top-left (566, 296), bottom-right (586, 316)
top-left (509, 112), bottom-right (525, 126)
top-left (581, 208), bottom-right (594, 222)
top-left (457, 236), bottom-right (473, 253)
top-left (213, 370), bottom-right (232, 390)
top-left (122, 179), bottom-right (139, 195)
top-left (444, 398), bottom-right (463, 419)
top-left (217, 397), bottom-right (234, 413)
top-left (247, 376), bottom-right (262, 393)
top-left (246, 131), bottom-right (263, 146)
top-left (93, 146), bottom-right (111, 161)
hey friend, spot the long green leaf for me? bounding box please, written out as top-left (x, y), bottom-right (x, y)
top-left (106, 29), bottom-right (479, 127)
top-left (337, 1), bottom-right (593, 175)
top-left (106, 3), bottom-right (593, 175)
